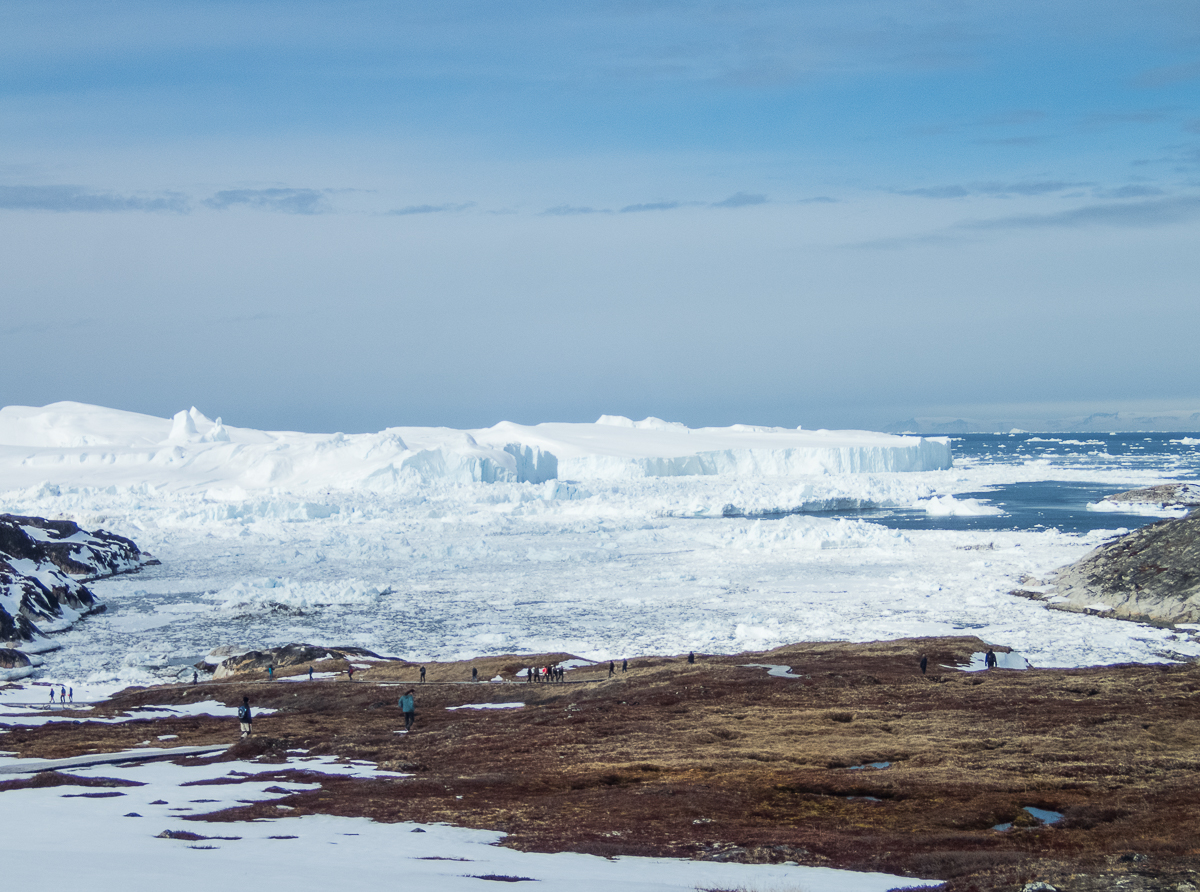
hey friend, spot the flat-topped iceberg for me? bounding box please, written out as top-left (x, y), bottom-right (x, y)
top-left (0, 402), bottom-right (951, 493)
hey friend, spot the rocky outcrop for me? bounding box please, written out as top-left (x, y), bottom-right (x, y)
top-left (1048, 513), bottom-right (1200, 623)
top-left (0, 514), bottom-right (146, 577)
top-left (1099, 483), bottom-right (1200, 510)
top-left (0, 648), bottom-right (32, 669)
top-left (0, 514), bottom-right (147, 647)
top-left (211, 642), bottom-right (386, 679)
top-left (0, 646), bottom-right (34, 680)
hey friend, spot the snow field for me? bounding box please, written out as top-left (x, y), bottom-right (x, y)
top-left (0, 754), bottom-right (939, 891)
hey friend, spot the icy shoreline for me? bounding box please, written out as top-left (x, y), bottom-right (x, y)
top-left (3, 403), bottom-right (1199, 692)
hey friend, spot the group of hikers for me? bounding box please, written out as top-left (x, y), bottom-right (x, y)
top-left (45, 684), bottom-right (73, 706)
top-left (527, 664), bottom-right (565, 683)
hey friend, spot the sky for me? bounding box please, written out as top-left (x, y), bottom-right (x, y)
top-left (1, 0), bottom-right (1198, 433)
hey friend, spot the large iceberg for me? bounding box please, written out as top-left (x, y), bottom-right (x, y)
top-left (0, 403), bottom-right (950, 493)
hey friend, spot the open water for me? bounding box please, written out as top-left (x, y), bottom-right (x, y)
top-left (842, 432), bottom-right (1200, 534)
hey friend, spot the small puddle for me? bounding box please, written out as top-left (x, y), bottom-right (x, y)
top-left (741, 663), bottom-right (803, 679)
top-left (965, 651), bottom-right (1030, 672)
top-left (993, 807), bottom-right (1064, 831)
top-left (847, 761), bottom-right (891, 770)
top-left (845, 795), bottom-right (881, 802)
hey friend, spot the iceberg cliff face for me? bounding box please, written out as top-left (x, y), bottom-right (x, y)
top-left (0, 403), bottom-right (950, 494)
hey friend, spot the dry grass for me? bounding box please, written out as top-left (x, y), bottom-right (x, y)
top-left (7, 635), bottom-right (1200, 891)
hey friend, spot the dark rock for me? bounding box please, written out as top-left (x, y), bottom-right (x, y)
top-left (0, 514), bottom-right (148, 645)
top-left (0, 649), bottom-right (32, 669)
top-left (212, 643), bottom-right (385, 679)
top-left (156, 830), bottom-right (209, 841)
top-left (0, 514), bottom-right (142, 578)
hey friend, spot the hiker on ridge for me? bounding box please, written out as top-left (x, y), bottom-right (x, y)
top-left (238, 696), bottom-right (253, 738)
top-left (400, 689), bottom-right (416, 732)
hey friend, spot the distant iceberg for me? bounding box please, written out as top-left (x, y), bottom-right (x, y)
top-left (0, 402), bottom-right (951, 493)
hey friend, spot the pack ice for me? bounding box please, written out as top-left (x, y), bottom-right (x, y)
top-left (3, 401), bottom-right (1194, 689)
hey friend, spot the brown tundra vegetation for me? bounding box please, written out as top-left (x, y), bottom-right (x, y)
top-left (5, 636), bottom-right (1200, 892)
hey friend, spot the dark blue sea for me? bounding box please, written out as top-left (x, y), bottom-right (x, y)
top-left (862, 432), bottom-right (1200, 534)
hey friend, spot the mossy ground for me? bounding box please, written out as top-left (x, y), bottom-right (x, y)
top-left (7, 636), bottom-right (1200, 892)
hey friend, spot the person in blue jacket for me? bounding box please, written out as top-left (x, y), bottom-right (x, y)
top-left (400, 689), bottom-right (416, 732)
top-left (237, 696), bottom-right (252, 738)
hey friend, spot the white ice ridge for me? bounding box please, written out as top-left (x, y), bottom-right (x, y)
top-left (0, 403), bottom-right (951, 491)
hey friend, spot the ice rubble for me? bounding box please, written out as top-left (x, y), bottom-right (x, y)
top-left (5, 401), bottom-right (1200, 691)
top-left (0, 402), bottom-right (951, 492)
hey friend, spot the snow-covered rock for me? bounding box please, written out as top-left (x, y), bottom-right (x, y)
top-left (0, 513), bottom-right (146, 647)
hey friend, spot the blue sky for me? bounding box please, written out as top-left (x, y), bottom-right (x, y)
top-left (2, 0), bottom-right (1198, 431)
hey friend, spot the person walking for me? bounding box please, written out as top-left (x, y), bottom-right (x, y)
top-left (68, 686), bottom-right (74, 702)
top-left (687, 651), bottom-right (695, 664)
top-left (192, 670), bottom-right (198, 685)
top-left (400, 689), bottom-right (416, 732)
top-left (608, 661), bottom-right (615, 678)
top-left (622, 659), bottom-right (627, 673)
top-left (420, 666), bottom-right (426, 683)
top-left (985, 649), bottom-right (998, 669)
top-left (471, 667), bottom-right (478, 682)
top-left (237, 696), bottom-right (253, 738)
top-left (308, 666), bottom-right (314, 681)
top-left (347, 664), bottom-right (355, 681)
top-left (267, 664), bottom-right (274, 681)
top-left (49, 687), bottom-right (55, 707)
top-left (920, 655), bottom-right (928, 676)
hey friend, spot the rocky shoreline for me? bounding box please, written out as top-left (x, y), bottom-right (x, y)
top-left (0, 514), bottom-right (150, 673)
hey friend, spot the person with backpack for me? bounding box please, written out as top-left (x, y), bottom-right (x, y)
top-left (238, 696), bottom-right (252, 738)
top-left (399, 689), bottom-right (416, 732)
